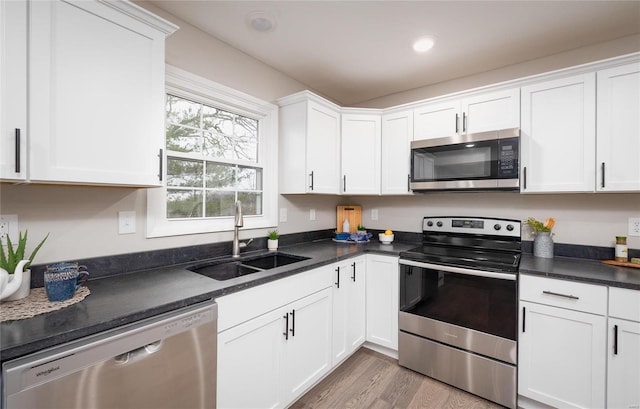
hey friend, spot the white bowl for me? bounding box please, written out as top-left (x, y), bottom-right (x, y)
top-left (378, 234), bottom-right (394, 244)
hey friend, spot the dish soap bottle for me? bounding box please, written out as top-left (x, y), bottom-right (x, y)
top-left (342, 219), bottom-right (350, 233)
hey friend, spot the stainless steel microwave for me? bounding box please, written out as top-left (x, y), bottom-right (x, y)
top-left (410, 128), bottom-right (520, 191)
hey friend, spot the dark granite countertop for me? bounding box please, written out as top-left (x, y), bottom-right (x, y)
top-left (0, 239), bottom-right (414, 362)
top-left (520, 254), bottom-right (640, 290)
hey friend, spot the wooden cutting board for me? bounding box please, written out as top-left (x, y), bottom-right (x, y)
top-left (601, 260), bottom-right (640, 269)
top-left (337, 205), bottom-right (362, 233)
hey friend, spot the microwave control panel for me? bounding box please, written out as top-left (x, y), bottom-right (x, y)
top-left (498, 137), bottom-right (519, 178)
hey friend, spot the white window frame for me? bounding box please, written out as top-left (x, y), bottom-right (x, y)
top-left (147, 65), bottom-right (278, 238)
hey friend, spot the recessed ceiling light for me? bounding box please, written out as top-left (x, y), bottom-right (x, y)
top-left (412, 36), bottom-right (436, 53)
top-left (247, 11), bottom-right (277, 32)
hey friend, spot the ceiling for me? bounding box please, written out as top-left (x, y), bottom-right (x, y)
top-left (149, 1), bottom-right (640, 106)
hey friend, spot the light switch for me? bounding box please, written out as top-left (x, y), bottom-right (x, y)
top-left (371, 209), bottom-right (379, 221)
top-left (118, 211), bottom-right (136, 235)
top-left (279, 208), bottom-right (288, 223)
top-left (310, 208), bottom-right (316, 221)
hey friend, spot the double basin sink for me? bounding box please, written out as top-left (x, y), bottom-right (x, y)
top-left (188, 253), bottom-right (310, 281)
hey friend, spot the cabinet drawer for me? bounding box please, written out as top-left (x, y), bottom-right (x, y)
top-left (216, 265), bottom-right (332, 332)
top-left (609, 287), bottom-right (640, 322)
top-left (520, 275), bottom-right (607, 315)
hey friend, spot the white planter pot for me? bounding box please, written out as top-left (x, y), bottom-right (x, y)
top-left (268, 239), bottom-right (278, 251)
top-left (5, 268), bottom-right (31, 301)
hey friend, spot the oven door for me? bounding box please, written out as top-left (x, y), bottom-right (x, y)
top-left (399, 259), bottom-right (517, 364)
top-left (410, 129), bottom-right (519, 190)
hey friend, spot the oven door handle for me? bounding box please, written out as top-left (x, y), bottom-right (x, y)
top-left (399, 259), bottom-right (517, 281)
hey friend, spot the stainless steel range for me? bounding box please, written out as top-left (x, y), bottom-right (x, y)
top-left (398, 216), bottom-right (521, 409)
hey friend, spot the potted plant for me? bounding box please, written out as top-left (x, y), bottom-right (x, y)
top-left (267, 230), bottom-right (279, 251)
top-left (0, 231), bottom-right (48, 300)
top-left (525, 217), bottom-right (555, 258)
top-left (357, 224), bottom-right (367, 234)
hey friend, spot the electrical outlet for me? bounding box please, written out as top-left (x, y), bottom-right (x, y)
top-left (371, 209), bottom-right (379, 221)
top-left (309, 208), bottom-right (316, 221)
top-left (118, 211), bottom-right (136, 235)
top-left (279, 208), bottom-right (288, 223)
top-left (629, 217), bottom-right (640, 237)
top-left (0, 214), bottom-right (18, 246)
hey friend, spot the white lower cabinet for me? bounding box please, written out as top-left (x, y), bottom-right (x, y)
top-left (365, 254), bottom-right (399, 350)
top-left (216, 266), bottom-right (333, 409)
top-left (518, 275), bottom-right (608, 409)
top-left (607, 287), bottom-right (640, 409)
top-left (332, 256), bottom-right (366, 365)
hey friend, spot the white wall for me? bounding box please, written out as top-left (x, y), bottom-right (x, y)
top-left (1, 4), bottom-right (638, 265)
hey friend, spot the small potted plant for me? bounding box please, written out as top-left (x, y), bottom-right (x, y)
top-left (267, 230), bottom-right (279, 251)
top-left (0, 230), bottom-right (48, 300)
top-left (357, 224), bottom-right (367, 234)
top-left (525, 217), bottom-right (555, 258)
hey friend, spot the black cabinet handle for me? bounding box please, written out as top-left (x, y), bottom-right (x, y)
top-left (601, 162), bottom-right (605, 188)
top-left (542, 290), bottom-right (579, 300)
top-left (523, 166), bottom-right (527, 190)
top-left (343, 175), bottom-right (346, 192)
top-left (283, 312), bottom-right (289, 340)
top-left (462, 112), bottom-right (467, 132)
top-left (309, 171), bottom-right (314, 191)
top-left (455, 113), bottom-right (459, 133)
top-left (351, 262), bottom-right (356, 282)
top-left (407, 174), bottom-right (411, 192)
top-left (14, 128), bottom-right (21, 173)
top-left (335, 267), bottom-right (340, 288)
top-left (290, 309), bottom-right (295, 337)
top-left (522, 306), bottom-right (526, 333)
top-left (158, 149), bottom-right (163, 181)
top-left (614, 324), bottom-right (618, 355)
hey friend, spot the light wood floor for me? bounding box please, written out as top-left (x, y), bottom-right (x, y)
top-left (292, 348), bottom-right (504, 409)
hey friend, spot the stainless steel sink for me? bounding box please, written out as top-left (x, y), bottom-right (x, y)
top-left (188, 253), bottom-right (310, 281)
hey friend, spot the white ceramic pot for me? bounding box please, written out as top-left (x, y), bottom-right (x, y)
top-left (5, 268), bottom-right (31, 301)
top-left (268, 239), bottom-right (278, 251)
top-left (0, 260), bottom-right (29, 301)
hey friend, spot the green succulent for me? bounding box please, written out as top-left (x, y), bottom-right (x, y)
top-left (0, 231), bottom-right (49, 274)
top-left (267, 230), bottom-right (279, 240)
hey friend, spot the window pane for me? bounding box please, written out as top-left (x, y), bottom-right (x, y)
top-left (166, 125), bottom-right (201, 153)
top-left (203, 131), bottom-right (234, 160)
top-left (167, 189), bottom-right (202, 218)
top-left (235, 116), bottom-right (258, 162)
top-left (203, 112), bottom-right (258, 162)
top-left (166, 95), bottom-right (201, 128)
top-left (202, 106), bottom-right (233, 135)
top-left (237, 166), bottom-right (262, 190)
top-left (205, 191), bottom-right (235, 217)
top-left (167, 159), bottom-right (203, 187)
top-left (238, 192), bottom-right (262, 215)
top-left (205, 162), bottom-right (235, 189)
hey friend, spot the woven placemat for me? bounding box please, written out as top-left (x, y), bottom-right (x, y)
top-left (0, 287), bottom-right (91, 323)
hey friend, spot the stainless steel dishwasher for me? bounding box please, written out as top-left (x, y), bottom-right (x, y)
top-left (2, 301), bottom-right (217, 409)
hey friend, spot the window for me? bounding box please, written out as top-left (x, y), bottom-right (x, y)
top-left (147, 66), bottom-right (278, 238)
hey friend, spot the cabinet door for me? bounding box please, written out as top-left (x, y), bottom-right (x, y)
top-left (520, 73), bottom-right (596, 192)
top-left (413, 100), bottom-right (459, 140)
top-left (282, 288), bottom-right (333, 404)
top-left (0, 0), bottom-right (27, 181)
top-left (366, 254), bottom-right (399, 350)
top-left (608, 318), bottom-right (640, 409)
top-left (306, 101), bottom-right (340, 193)
top-left (341, 114), bottom-right (381, 194)
top-left (381, 110), bottom-right (413, 195)
top-left (461, 88), bottom-right (520, 134)
top-left (597, 63), bottom-right (640, 192)
top-left (331, 258), bottom-right (366, 365)
top-left (28, 0), bottom-right (166, 186)
top-left (217, 307), bottom-right (286, 409)
top-left (518, 301), bottom-right (606, 408)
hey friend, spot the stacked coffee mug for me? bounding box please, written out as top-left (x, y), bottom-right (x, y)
top-left (44, 262), bottom-right (90, 302)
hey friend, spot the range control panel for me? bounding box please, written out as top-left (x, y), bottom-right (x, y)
top-left (423, 216), bottom-right (521, 238)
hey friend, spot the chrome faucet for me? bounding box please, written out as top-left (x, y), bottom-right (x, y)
top-left (232, 200), bottom-right (253, 258)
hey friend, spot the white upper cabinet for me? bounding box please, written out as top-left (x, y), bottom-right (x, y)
top-left (596, 62), bottom-right (640, 192)
top-left (341, 112), bottom-right (381, 195)
top-left (278, 92), bottom-right (341, 194)
top-left (381, 110), bottom-right (413, 195)
top-left (1, 0), bottom-right (177, 186)
top-left (520, 73), bottom-right (596, 193)
top-left (413, 88), bottom-right (520, 141)
top-left (0, 0), bottom-right (28, 181)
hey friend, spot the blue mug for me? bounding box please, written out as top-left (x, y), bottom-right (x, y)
top-left (44, 263), bottom-right (89, 302)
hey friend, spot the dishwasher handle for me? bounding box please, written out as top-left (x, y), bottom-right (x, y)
top-left (113, 340), bottom-right (163, 365)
